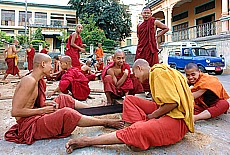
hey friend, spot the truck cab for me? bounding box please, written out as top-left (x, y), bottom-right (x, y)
top-left (161, 42), bottom-right (225, 75)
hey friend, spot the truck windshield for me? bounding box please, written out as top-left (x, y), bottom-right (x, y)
top-left (192, 48), bottom-right (210, 56)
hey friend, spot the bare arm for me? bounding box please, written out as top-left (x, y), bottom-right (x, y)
top-left (107, 69), bottom-right (117, 85)
top-left (148, 103), bottom-right (178, 119)
top-left (155, 20), bottom-right (169, 37)
top-left (192, 89), bottom-right (207, 99)
top-left (11, 77), bottom-right (56, 117)
top-left (70, 33), bottom-right (85, 53)
top-left (12, 45), bottom-right (22, 53)
top-left (47, 86), bottom-right (60, 98)
top-left (116, 69), bottom-right (129, 88)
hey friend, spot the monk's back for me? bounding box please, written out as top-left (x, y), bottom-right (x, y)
top-left (6, 45), bottom-right (14, 55)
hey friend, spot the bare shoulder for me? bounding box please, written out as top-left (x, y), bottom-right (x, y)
top-left (20, 75), bottom-right (37, 88)
top-left (107, 68), bottom-right (114, 75)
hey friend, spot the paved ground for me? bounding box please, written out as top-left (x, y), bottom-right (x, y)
top-left (0, 70), bottom-right (229, 155)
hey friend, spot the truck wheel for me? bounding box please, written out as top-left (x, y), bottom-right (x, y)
top-left (198, 66), bottom-right (206, 73)
top-left (170, 64), bottom-right (176, 69)
top-left (215, 70), bottom-right (223, 75)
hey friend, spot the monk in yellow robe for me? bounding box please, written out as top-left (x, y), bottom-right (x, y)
top-left (65, 59), bottom-right (194, 154)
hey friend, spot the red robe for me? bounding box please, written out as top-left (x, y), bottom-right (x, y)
top-left (65, 33), bottom-right (82, 69)
top-left (102, 62), bottom-right (143, 97)
top-left (4, 79), bottom-right (82, 144)
top-left (40, 48), bottom-right (48, 54)
top-left (59, 67), bottom-right (90, 100)
top-left (81, 70), bottom-right (96, 81)
top-left (96, 62), bottom-right (104, 71)
top-left (135, 17), bottom-right (159, 66)
top-left (5, 57), bottom-right (20, 76)
top-left (27, 48), bottom-right (35, 71)
top-left (116, 95), bottom-right (188, 150)
top-left (191, 73), bottom-right (229, 117)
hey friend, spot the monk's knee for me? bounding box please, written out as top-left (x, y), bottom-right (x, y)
top-left (59, 107), bottom-right (78, 119)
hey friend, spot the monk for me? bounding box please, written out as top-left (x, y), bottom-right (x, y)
top-left (106, 55), bottom-right (113, 65)
top-left (26, 44), bottom-right (35, 71)
top-left (65, 59), bottom-right (194, 154)
top-left (48, 56), bottom-right (90, 101)
top-left (184, 63), bottom-right (229, 122)
top-left (40, 45), bottom-right (49, 54)
top-left (4, 53), bottom-right (124, 145)
top-left (65, 24), bottom-right (86, 70)
top-left (47, 55), bottom-right (64, 81)
top-left (2, 40), bottom-right (22, 81)
top-left (102, 49), bottom-right (143, 105)
top-left (136, 6), bottom-right (169, 93)
top-left (81, 60), bottom-right (96, 81)
top-left (94, 58), bottom-right (104, 73)
top-left (95, 43), bottom-right (104, 61)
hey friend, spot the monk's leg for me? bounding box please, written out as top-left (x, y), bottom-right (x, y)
top-left (74, 100), bottom-right (90, 109)
top-left (194, 100), bottom-right (229, 121)
top-left (77, 115), bottom-right (124, 129)
top-left (66, 132), bottom-right (123, 154)
top-left (2, 73), bottom-right (9, 80)
top-left (122, 95), bottom-right (158, 123)
top-left (105, 92), bottom-right (113, 105)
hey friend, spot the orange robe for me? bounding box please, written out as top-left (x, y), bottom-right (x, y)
top-left (116, 64), bottom-right (194, 150)
top-left (65, 33), bottom-right (82, 69)
top-left (59, 67), bottom-right (90, 100)
top-left (4, 79), bottom-right (82, 144)
top-left (191, 73), bottom-right (229, 117)
top-left (102, 62), bottom-right (143, 97)
top-left (95, 47), bottom-right (104, 61)
top-left (5, 54), bottom-right (20, 76)
top-left (27, 48), bottom-right (35, 71)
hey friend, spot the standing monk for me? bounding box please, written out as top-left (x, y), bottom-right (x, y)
top-left (102, 49), bottom-right (143, 105)
top-left (26, 44), bottom-right (35, 71)
top-left (48, 56), bottom-right (90, 101)
top-left (65, 24), bottom-right (86, 70)
top-left (95, 43), bottom-right (104, 61)
top-left (4, 53), bottom-right (124, 145)
top-left (2, 40), bottom-right (22, 81)
top-left (65, 59), bottom-right (194, 154)
top-left (184, 63), bottom-right (229, 122)
top-left (40, 45), bottom-right (49, 54)
top-left (136, 6), bottom-right (169, 92)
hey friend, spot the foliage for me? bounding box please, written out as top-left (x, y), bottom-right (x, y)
top-left (56, 30), bottom-right (70, 43)
top-left (31, 27), bottom-right (44, 40)
top-left (68, 0), bottom-right (132, 41)
top-left (16, 34), bottom-right (28, 46)
top-left (30, 40), bottom-right (47, 51)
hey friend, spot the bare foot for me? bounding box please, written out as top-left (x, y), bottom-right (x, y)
top-left (104, 119), bottom-right (124, 129)
top-left (127, 144), bottom-right (142, 152)
top-left (65, 137), bottom-right (91, 154)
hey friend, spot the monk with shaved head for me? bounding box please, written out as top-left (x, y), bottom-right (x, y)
top-left (184, 62), bottom-right (229, 122)
top-left (81, 60), bottom-right (96, 81)
top-left (2, 39), bottom-right (22, 81)
top-left (48, 56), bottom-right (90, 100)
top-left (101, 49), bottom-right (143, 105)
top-left (5, 53), bottom-right (124, 145)
top-left (65, 59), bottom-right (194, 153)
top-left (65, 24), bottom-right (86, 70)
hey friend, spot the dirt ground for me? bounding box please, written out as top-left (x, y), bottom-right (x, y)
top-left (0, 70), bottom-right (229, 155)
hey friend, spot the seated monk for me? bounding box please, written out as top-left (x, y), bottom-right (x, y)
top-left (65, 59), bottom-right (194, 154)
top-left (106, 55), bottom-right (113, 66)
top-left (94, 58), bottom-right (104, 73)
top-left (184, 63), bottom-right (229, 122)
top-left (47, 55), bottom-right (65, 81)
top-left (81, 60), bottom-right (96, 81)
top-left (2, 40), bottom-right (22, 81)
top-left (102, 49), bottom-right (143, 105)
top-left (4, 53), bottom-right (124, 145)
top-left (48, 56), bottom-right (90, 101)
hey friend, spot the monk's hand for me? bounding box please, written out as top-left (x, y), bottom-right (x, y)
top-left (147, 113), bottom-right (157, 120)
top-left (44, 101), bottom-right (59, 113)
top-left (80, 48), bottom-right (86, 53)
top-left (124, 69), bottom-right (129, 75)
top-left (82, 44), bottom-right (87, 47)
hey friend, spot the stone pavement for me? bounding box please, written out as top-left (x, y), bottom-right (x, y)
top-left (0, 70), bottom-right (229, 155)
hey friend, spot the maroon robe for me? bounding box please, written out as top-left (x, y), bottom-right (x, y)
top-left (5, 58), bottom-right (20, 76)
top-left (59, 67), bottom-right (90, 100)
top-left (27, 48), bottom-right (35, 71)
top-left (65, 33), bottom-right (83, 69)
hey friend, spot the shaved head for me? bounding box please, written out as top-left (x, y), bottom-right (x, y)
top-left (86, 60), bottom-right (92, 66)
top-left (60, 56), bottom-right (72, 64)
top-left (133, 59), bottom-right (149, 69)
top-left (184, 63), bottom-right (199, 71)
top-left (114, 49), bottom-right (125, 57)
top-left (33, 53), bottom-right (51, 68)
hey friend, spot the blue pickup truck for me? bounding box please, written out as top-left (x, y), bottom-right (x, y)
top-left (168, 46), bottom-right (225, 75)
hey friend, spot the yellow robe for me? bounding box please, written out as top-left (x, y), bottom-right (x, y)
top-left (149, 64), bottom-right (194, 132)
top-left (7, 53), bottom-right (18, 66)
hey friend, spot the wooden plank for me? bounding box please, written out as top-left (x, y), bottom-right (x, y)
top-left (0, 96), bottom-right (13, 100)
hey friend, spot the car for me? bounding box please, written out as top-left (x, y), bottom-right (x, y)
top-left (167, 45), bottom-right (225, 75)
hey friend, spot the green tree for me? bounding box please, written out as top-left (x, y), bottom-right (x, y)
top-left (31, 27), bottom-right (44, 40)
top-left (56, 30), bottom-right (69, 43)
top-left (68, 0), bottom-right (88, 23)
top-left (69, 0), bottom-right (131, 41)
top-left (16, 34), bottom-right (28, 46)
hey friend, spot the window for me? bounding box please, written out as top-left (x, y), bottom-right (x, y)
top-left (1, 30), bottom-right (14, 34)
top-left (1, 10), bottom-right (15, 26)
top-left (195, 1), bottom-right (215, 14)
top-left (172, 11), bottom-right (188, 22)
top-left (35, 12), bottom-right (47, 25)
top-left (126, 39), bottom-right (131, 46)
top-left (19, 11), bottom-right (32, 26)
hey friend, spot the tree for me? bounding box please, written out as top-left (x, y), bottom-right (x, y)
top-left (68, 0), bottom-right (132, 41)
top-left (56, 30), bottom-right (69, 43)
top-left (68, 0), bottom-right (88, 23)
top-left (16, 34), bottom-right (28, 46)
top-left (31, 27), bottom-right (44, 40)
